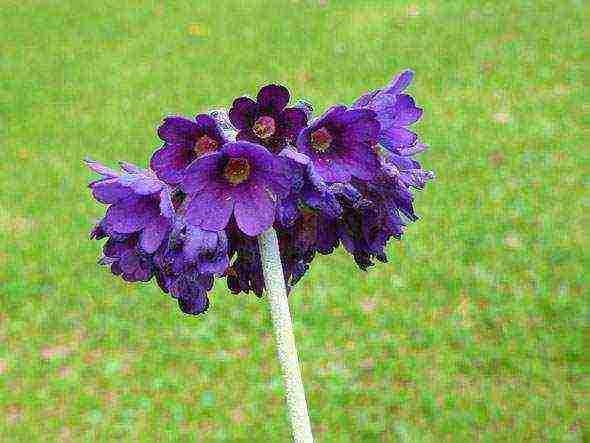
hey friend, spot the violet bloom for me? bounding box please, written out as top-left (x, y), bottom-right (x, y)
top-left (99, 232), bottom-right (155, 282)
top-left (229, 84), bottom-right (308, 153)
top-left (86, 159), bottom-right (174, 254)
top-left (276, 148), bottom-right (341, 228)
top-left (181, 141), bottom-right (294, 236)
top-left (296, 105), bottom-right (381, 183)
top-left (153, 220), bottom-right (225, 315)
top-left (151, 114), bottom-right (228, 185)
top-left (353, 70), bottom-right (423, 152)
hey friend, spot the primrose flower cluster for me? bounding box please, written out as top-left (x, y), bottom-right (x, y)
top-left (87, 70), bottom-right (434, 315)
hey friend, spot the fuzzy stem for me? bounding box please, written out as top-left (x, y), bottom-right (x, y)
top-left (258, 227), bottom-right (314, 442)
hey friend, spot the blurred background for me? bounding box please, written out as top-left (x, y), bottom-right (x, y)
top-left (0, 0), bottom-right (586, 440)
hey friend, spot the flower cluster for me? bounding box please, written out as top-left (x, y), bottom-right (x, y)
top-left (87, 70), bottom-right (434, 315)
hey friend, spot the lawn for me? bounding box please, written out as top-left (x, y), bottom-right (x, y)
top-left (0, 0), bottom-right (587, 441)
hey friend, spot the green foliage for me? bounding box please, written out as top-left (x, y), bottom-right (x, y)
top-left (0, 0), bottom-right (586, 440)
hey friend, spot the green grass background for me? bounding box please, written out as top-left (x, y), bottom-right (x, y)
top-left (1, 0), bottom-right (587, 440)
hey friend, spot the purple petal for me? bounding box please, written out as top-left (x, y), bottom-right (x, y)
top-left (118, 161), bottom-right (143, 174)
top-left (185, 185), bottom-right (234, 232)
top-left (352, 90), bottom-right (381, 108)
top-left (314, 154), bottom-right (351, 183)
top-left (195, 113), bottom-right (228, 144)
top-left (104, 195), bottom-right (160, 233)
top-left (118, 172), bottom-right (163, 195)
top-left (279, 107), bottom-right (307, 140)
top-left (233, 183), bottom-right (276, 236)
top-left (150, 144), bottom-right (194, 185)
top-left (257, 84), bottom-right (290, 113)
top-left (85, 158), bottom-right (119, 178)
top-left (140, 217), bottom-right (170, 253)
top-left (157, 116), bottom-right (199, 144)
top-left (380, 127), bottom-right (418, 149)
top-left (229, 97), bottom-right (257, 130)
top-left (344, 118), bottom-right (381, 143)
top-left (383, 69), bottom-right (415, 96)
top-left (181, 152), bottom-right (223, 195)
top-left (90, 178), bottom-right (131, 204)
top-left (339, 144), bottom-right (379, 180)
top-left (178, 293), bottom-right (209, 315)
top-left (392, 94), bottom-right (423, 126)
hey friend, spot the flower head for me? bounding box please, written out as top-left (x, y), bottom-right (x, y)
top-left (181, 141), bottom-right (295, 236)
top-left (99, 232), bottom-right (156, 282)
top-left (86, 158), bottom-right (174, 254)
top-left (151, 114), bottom-right (228, 185)
top-left (296, 106), bottom-right (381, 183)
top-left (229, 85), bottom-right (308, 153)
top-left (353, 69), bottom-right (423, 152)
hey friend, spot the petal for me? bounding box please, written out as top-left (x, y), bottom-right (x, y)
top-left (185, 184), bottom-right (234, 232)
top-left (104, 195), bottom-right (160, 233)
top-left (158, 116), bottom-right (199, 144)
top-left (140, 217), bottom-right (170, 253)
top-left (229, 97), bottom-right (257, 130)
top-left (118, 161), bottom-right (143, 174)
top-left (233, 183), bottom-right (276, 236)
top-left (195, 113), bottom-right (228, 144)
top-left (85, 158), bottom-right (119, 178)
top-left (352, 89), bottom-right (380, 108)
top-left (392, 94), bottom-right (423, 126)
top-left (383, 69), bottom-right (415, 96)
top-left (90, 178), bottom-right (131, 204)
top-left (380, 127), bottom-right (418, 149)
top-left (344, 118), bottom-right (381, 143)
top-left (178, 292), bottom-right (209, 315)
top-left (257, 84), bottom-right (290, 113)
top-left (339, 144), bottom-right (379, 180)
top-left (118, 172), bottom-right (163, 195)
top-left (331, 109), bottom-right (378, 135)
top-left (236, 129), bottom-right (261, 144)
top-left (150, 144), bottom-right (194, 185)
top-left (313, 154), bottom-right (351, 183)
top-left (279, 107), bottom-right (308, 140)
top-left (181, 152), bottom-right (224, 195)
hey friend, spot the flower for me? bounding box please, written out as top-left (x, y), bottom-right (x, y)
top-left (151, 114), bottom-right (229, 185)
top-left (353, 69), bottom-right (423, 152)
top-left (154, 220), bottom-right (225, 315)
top-left (229, 84), bottom-right (308, 153)
top-left (86, 158), bottom-right (174, 254)
top-left (296, 105), bottom-right (381, 183)
top-left (276, 148), bottom-right (341, 227)
top-left (99, 232), bottom-right (155, 282)
top-left (181, 141), bottom-right (295, 236)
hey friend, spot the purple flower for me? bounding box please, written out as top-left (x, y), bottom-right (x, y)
top-left (87, 159), bottom-right (174, 254)
top-left (181, 141), bottom-right (294, 236)
top-left (99, 232), bottom-right (155, 282)
top-left (353, 70), bottom-right (423, 152)
top-left (153, 220), bottom-right (225, 315)
top-left (296, 106), bottom-right (381, 183)
top-left (150, 114), bottom-right (229, 185)
top-left (229, 85), bottom-right (308, 153)
top-left (276, 148), bottom-right (341, 227)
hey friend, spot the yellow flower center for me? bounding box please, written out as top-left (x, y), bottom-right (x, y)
top-left (194, 135), bottom-right (219, 156)
top-left (223, 157), bottom-right (251, 185)
top-left (252, 116), bottom-right (276, 139)
top-left (310, 127), bottom-right (333, 152)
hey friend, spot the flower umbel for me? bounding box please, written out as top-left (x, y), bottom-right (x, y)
top-left (86, 71), bottom-right (433, 315)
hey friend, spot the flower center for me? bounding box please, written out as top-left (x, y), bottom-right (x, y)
top-left (310, 127), bottom-right (333, 152)
top-left (194, 135), bottom-right (219, 156)
top-left (252, 116), bottom-right (276, 139)
top-left (223, 157), bottom-right (251, 185)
